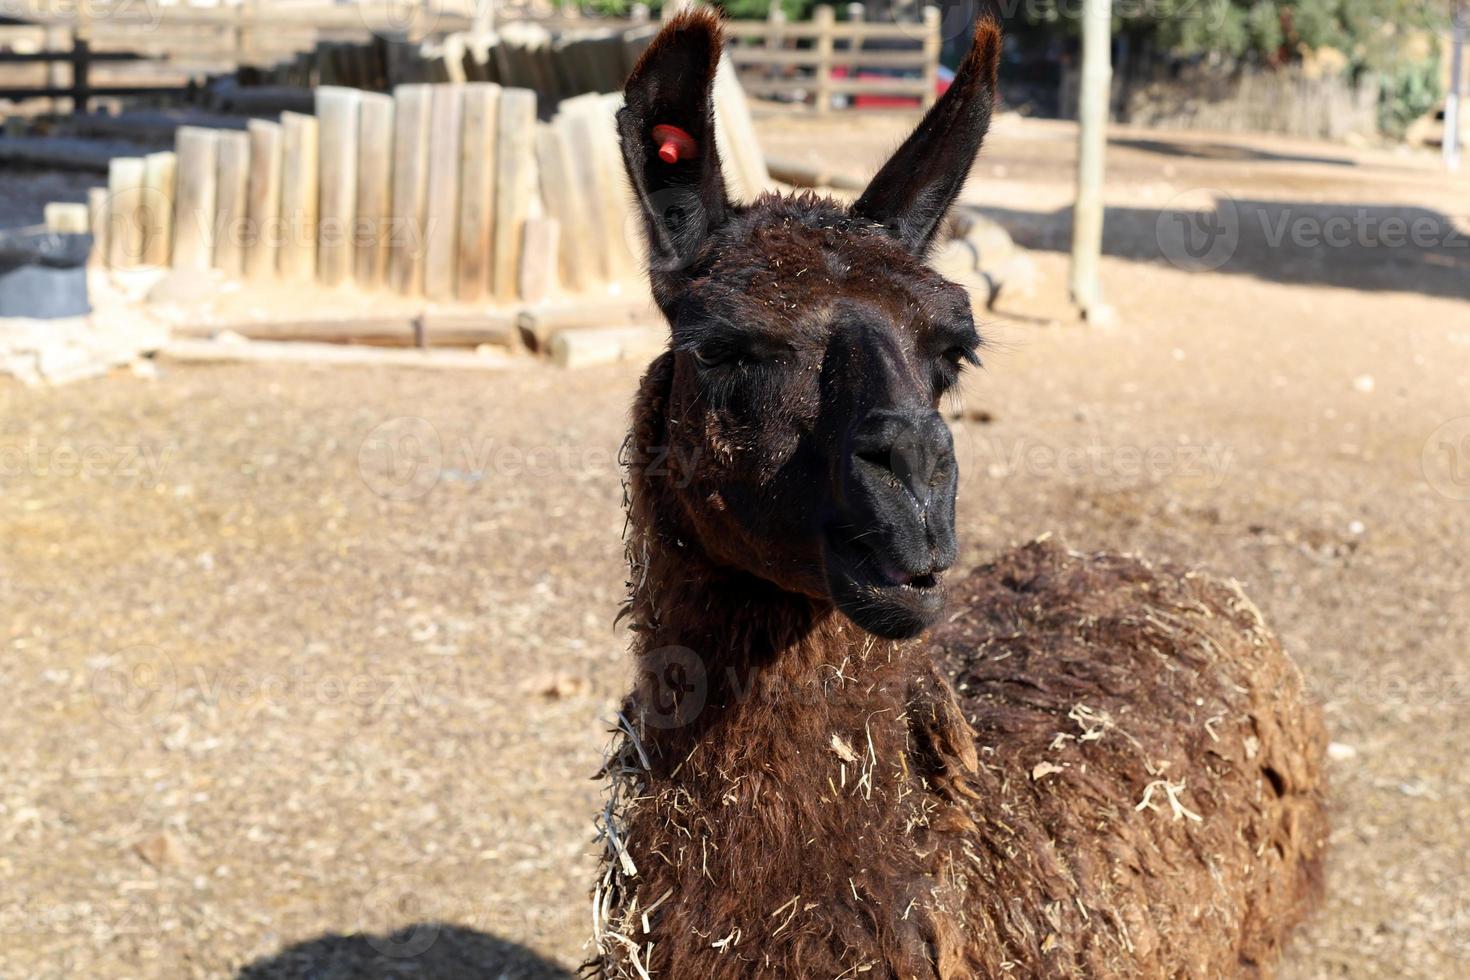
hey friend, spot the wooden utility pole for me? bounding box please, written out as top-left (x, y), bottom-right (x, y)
top-left (1448, 0), bottom-right (1466, 172)
top-left (1069, 0), bottom-right (1112, 322)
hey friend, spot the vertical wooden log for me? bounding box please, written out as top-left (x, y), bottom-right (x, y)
top-left (213, 131), bottom-right (250, 278)
top-left (534, 123), bottom-right (593, 292)
top-left (356, 92), bottom-right (395, 288)
top-left (389, 83), bottom-right (432, 296)
top-left (44, 202), bottom-right (90, 234)
top-left (315, 86), bottom-right (361, 287)
top-left (1070, 0), bottom-right (1111, 319)
top-left (244, 119), bottom-right (283, 281)
top-left (518, 216), bottom-right (559, 303)
top-left (560, 94), bottom-right (636, 283)
top-left (279, 111), bottom-right (320, 283)
top-left (106, 157), bottom-right (146, 269)
top-left (813, 6), bottom-right (835, 114)
top-left (456, 82), bottom-right (500, 303)
top-left (920, 5), bottom-right (940, 111)
top-left (87, 186), bottom-right (108, 268)
top-left (141, 150), bottom-right (176, 267)
top-left (423, 84), bottom-right (464, 302)
top-left (173, 127), bottom-right (219, 271)
top-left (492, 87), bottom-right (537, 302)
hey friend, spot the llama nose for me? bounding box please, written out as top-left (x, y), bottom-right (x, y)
top-left (851, 408), bottom-right (955, 509)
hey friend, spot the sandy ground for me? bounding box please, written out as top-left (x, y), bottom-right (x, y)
top-left (2, 116), bottom-right (1469, 978)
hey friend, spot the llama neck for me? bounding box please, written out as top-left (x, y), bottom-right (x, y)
top-left (622, 508), bottom-right (976, 796)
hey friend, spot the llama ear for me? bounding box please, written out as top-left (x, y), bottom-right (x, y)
top-left (617, 10), bottom-right (731, 286)
top-left (850, 20), bottom-right (1002, 256)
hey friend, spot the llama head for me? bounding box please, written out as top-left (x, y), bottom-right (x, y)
top-left (619, 11), bottom-right (1001, 640)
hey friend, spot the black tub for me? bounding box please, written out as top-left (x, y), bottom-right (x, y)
top-left (0, 229), bottom-right (92, 319)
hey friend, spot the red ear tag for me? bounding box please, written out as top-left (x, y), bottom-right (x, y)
top-left (652, 124), bottom-right (698, 164)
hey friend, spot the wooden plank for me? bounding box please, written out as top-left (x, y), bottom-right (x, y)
top-left (549, 325), bottom-right (661, 369)
top-left (731, 48), bottom-right (925, 69)
top-left (44, 202), bottom-right (90, 233)
top-left (813, 5), bottom-right (835, 114)
top-left (389, 83), bottom-right (431, 296)
top-left (106, 156), bottom-right (145, 268)
top-left (534, 123), bottom-right (595, 292)
top-left (560, 93), bottom-right (637, 283)
top-left (162, 339), bottom-right (513, 372)
top-left (86, 186), bottom-right (108, 267)
top-left (423, 83), bottom-right (463, 302)
top-left (278, 110), bottom-right (319, 283)
top-left (213, 130), bottom-right (250, 277)
top-left (517, 216), bottom-right (559, 303)
top-left (456, 82), bottom-right (500, 302)
top-left (492, 86), bottom-right (536, 302)
top-left (315, 86), bottom-right (361, 287)
top-left (141, 150), bottom-right (176, 267)
top-left (244, 119), bottom-right (282, 280)
top-left (173, 126), bottom-right (218, 271)
top-left (355, 92), bottom-right (395, 288)
top-left (713, 53), bottom-right (770, 201)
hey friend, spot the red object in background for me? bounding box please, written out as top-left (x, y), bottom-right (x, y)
top-left (830, 67), bottom-right (952, 109)
top-left (652, 124), bottom-right (698, 163)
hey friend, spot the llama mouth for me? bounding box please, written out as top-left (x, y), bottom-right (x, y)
top-left (822, 536), bottom-right (946, 639)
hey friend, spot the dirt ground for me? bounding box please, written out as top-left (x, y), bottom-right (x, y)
top-left (2, 115), bottom-right (1469, 978)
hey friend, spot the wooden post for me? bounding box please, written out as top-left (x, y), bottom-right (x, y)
top-left (766, 0), bottom-right (786, 85)
top-left (87, 187), bottom-right (109, 268)
top-left (44, 203), bottom-right (90, 234)
top-left (69, 33), bottom-right (89, 114)
top-left (213, 131), bottom-right (251, 278)
top-left (141, 151), bottom-right (177, 267)
top-left (423, 84), bottom-right (464, 302)
top-left (356, 92), bottom-right (395, 288)
top-left (315, 86), bottom-right (362, 287)
top-left (813, 6), bottom-right (835, 114)
top-left (173, 127), bottom-right (219, 272)
top-left (1069, 0), bottom-right (1111, 320)
top-left (518, 216), bottom-right (559, 302)
top-left (1448, 0), bottom-right (1466, 172)
top-left (390, 84), bottom-right (432, 296)
top-left (920, 5), bottom-right (940, 110)
top-left (535, 123), bottom-right (594, 292)
top-left (493, 87), bottom-right (537, 302)
top-left (106, 157), bottom-right (146, 269)
top-left (279, 111), bottom-right (320, 283)
top-left (244, 119), bottom-right (283, 280)
top-left (457, 83), bottom-right (501, 303)
top-left (558, 94), bottom-right (634, 284)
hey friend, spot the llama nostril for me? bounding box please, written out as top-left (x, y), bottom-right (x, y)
top-left (855, 447), bottom-right (892, 471)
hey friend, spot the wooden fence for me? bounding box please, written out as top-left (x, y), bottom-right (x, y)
top-left (726, 5), bottom-right (941, 112)
top-left (76, 64), bottom-right (770, 315)
top-left (0, 0), bottom-right (476, 109)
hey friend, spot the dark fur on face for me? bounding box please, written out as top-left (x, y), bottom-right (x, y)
top-left (618, 10), bottom-right (996, 639)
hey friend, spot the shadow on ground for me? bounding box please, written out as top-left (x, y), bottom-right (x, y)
top-left (1112, 138), bottom-right (1357, 168)
top-left (981, 199), bottom-right (1470, 301)
top-left (236, 924), bottom-right (576, 980)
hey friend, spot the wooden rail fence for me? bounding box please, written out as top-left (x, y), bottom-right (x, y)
top-left (76, 65), bottom-right (770, 315)
top-left (727, 5), bottom-right (941, 112)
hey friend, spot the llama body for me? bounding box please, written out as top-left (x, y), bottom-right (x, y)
top-left (592, 12), bottom-right (1326, 978)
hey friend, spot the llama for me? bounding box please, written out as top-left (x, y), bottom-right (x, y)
top-left (589, 12), bottom-right (1327, 979)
